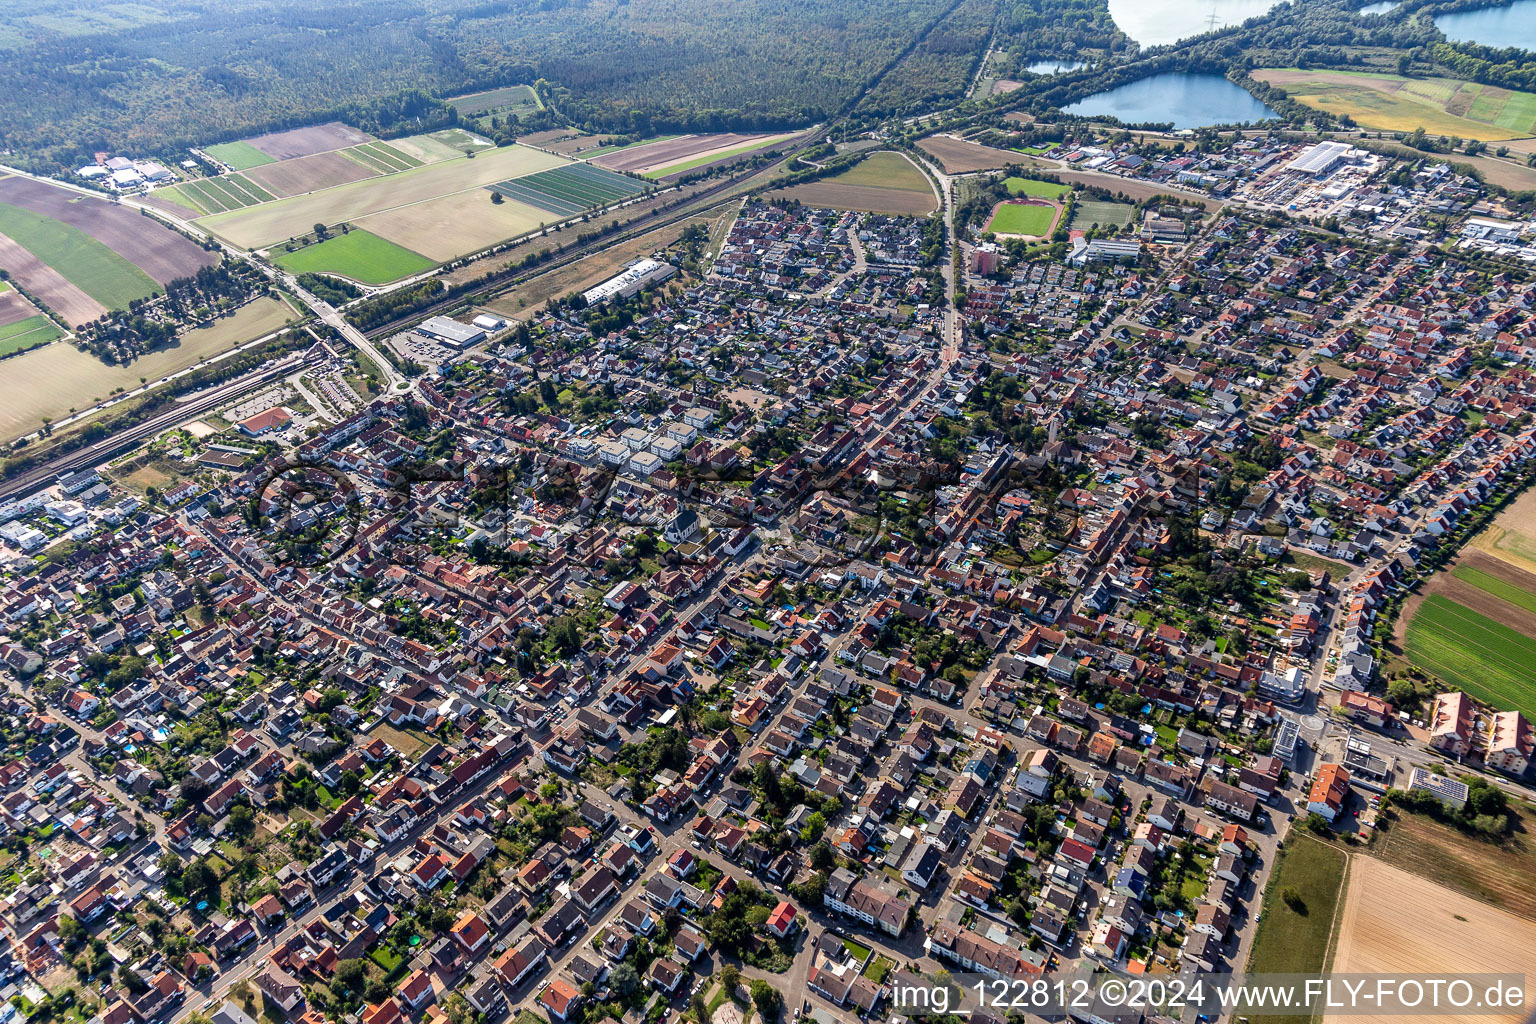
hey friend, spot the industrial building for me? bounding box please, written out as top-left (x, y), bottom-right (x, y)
top-left (416, 316), bottom-right (487, 348)
top-left (582, 259), bottom-right (676, 307)
top-left (1285, 141), bottom-right (1354, 178)
top-left (1069, 238), bottom-right (1141, 266)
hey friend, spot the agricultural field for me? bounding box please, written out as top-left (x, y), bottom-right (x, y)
top-left (1371, 801), bottom-right (1536, 921)
top-left (770, 151), bottom-right (938, 215)
top-left (641, 134), bottom-right (798, 179)
top-left (425, 128), bottom-right (496, 154)
top-left (592, 133), bottom-right (797, 177)
top-left (0, 202), bottom-right (158, 314)
top-left (240, 122), bottom-right (374, 160)
top-left (1469, 485), bottom-right (1536, 575)
top-left (344, 141), bottom-right (422, 174)
top-left (1403, 593), bottom-right (1536, 720)
top-left (488, 163), bottom-right (648, 216)
top-left (159, 174), bottom-right (275, 215)
top-left (1003, 176), bottom-right (1071, 198)
top-left (578, 134), bottom-right (683, 158)
top-left (194, 145), bottom-right (568, 251)
top-left (244, 150), bottom-right (376, 197)
top-left (1253, 68), bottom-right (1536, 140)
top-left (1327, 856), bottom-right (1536, 1024)
top-left (0, 314), bottom-right (62, 357)
top-left (0, 296), bottom-right (294, 442)
top-left (1070, 199), bottom-right (1134, 229)
top-left (0, 176), bottom-right (217, 287)
top-left (353, 190), bottom-right (549, 263)
top-left (986, 199), bottom-right (1059, 236)
top-left (1451, 563), bottom-right (1536, 616)
top-left (917, 135), bottom-right (1026, 173)
top-left (446, 84), bottom-right (543, 117)
top-left (274, 229), bottom-right (435, 285)
top-left (1247, 836), bottom-right (1348, 1024)
top-left (202, 140), bottom-right (277, 171)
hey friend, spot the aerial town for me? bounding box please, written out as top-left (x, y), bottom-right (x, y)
top-left (3, 27), bottom-right (1536, 1024)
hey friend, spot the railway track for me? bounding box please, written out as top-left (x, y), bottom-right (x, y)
top-left (0, 350), bottom-right (322, 503)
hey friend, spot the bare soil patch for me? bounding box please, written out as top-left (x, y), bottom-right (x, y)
top-left (356, 189), bottom-right (545, 262)
top-left (918, 135), bottom-right (1020, 173)
top-left (768, 181), bottom-right (937, 215)
top-left (0, 233), bottom-right (105, 326)
top-left (247, 122), bottom-right (374, 160)
top-left (0, 287), bottom-right (41, 327)
top-left (0, 176), bottom-right (217, 285)
top-left (1327, 856), bottom-right (1536, 1024)
top-left (1371, 805), bottom-right (1536, 921)
top-left (245, 150), bottom-right (378, 197)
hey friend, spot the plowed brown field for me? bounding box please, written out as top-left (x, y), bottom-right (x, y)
top-left (0, 176), bottom-right (216, 285)
top-left (1326, 857), bottom-right (1536, 1024)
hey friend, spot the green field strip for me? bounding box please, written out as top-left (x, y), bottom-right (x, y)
top-left (0, 314), bottom-right (62, 356)
top-left (355, 143), bottom-right (407, 171)
top-left (1405, 594), bottom-right (1536, 718)
top-left (1494, 90), bottom-right (1536, 132)
top-left (273, 228), bottom-right (435, 285)
top-left (369, 143), bottom-right (421, 169)
top-left (0, 202), bottom-right (158, 310)
top-left (524, 176), bottom-right (629, 206)
top-left (229, 174), bottom-right (275, 203)
top-left (353, 142), bottom-right (416, 172)
top-left (489, 181), bottom-right (586, 217)
top-left (1468, 89), bottom-right (1507, 125)
top-left (203, 179), bottom-right (253, 210)
top-left (164, 182), bottom-right (220, 215)
top-left (198, 178), bottom-right (255, 211)
top-left (204, 140), bottom-right (277, 171)
top-left (342, 146), bottom-right (397, 174)
top-left (185, 180), bottom-right (238, 214)
top-left (1450, 566), bottom-right (1536, 616)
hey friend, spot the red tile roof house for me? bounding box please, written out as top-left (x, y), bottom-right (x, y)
top-left (411, 852), bottom-right (450, 890)
top-left (450, 910), bottom-right (490, 953)
top-left (540, 979), bottom-right (583, 1022)
top-left (397, 968), bottom-right (434, 1010)
top-left (765, 900), bottom-right (797, 938)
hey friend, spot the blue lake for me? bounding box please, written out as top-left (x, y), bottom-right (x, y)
top-left (1064, 73), bottom-right (1280, 129)
top-left (1435, 0), bottom-right (1536, 51)
top-left (1357, 0), bottom-right (1401, 13)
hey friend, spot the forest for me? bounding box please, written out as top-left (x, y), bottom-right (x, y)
top-left (3, 0), bottom-right (1532, 173)
top-left (0, 0), bottom-right (956, 171)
